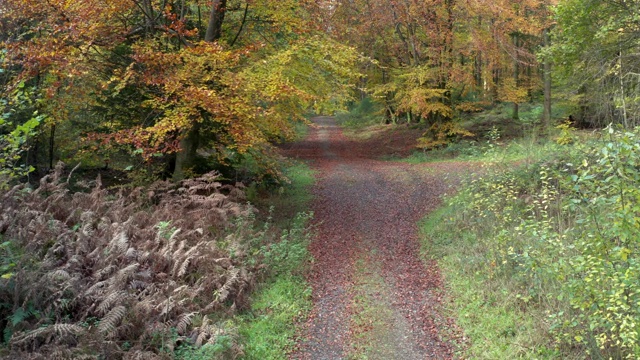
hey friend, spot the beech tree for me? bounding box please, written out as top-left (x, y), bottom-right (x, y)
top-left (552, 0), bottom-right (640, 128)
top-left (0, 0), bottom-right (359, 183)
top-left (319, 0), bottom-right (555, 146)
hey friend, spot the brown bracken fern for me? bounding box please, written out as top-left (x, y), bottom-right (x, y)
top-left (0, 162), bottom-right (256, 358)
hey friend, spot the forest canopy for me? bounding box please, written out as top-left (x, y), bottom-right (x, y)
top-left (0, 0), bottom-right (360, 184)
top-left (1, 0), bottom-right (639, 184)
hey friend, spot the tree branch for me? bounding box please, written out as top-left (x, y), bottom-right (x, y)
top-left (229, 3), bottom-right (250, 47)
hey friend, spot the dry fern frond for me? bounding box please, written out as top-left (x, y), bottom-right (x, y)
top-left (50, 347), bottom-right (75, 360)
top-left (217, 268), bottom-right (241, 304)
top-left (11, 324), bottom-right (84, 348)
top-left (123, 350), bottom-right (162, 360)
top-left (157, 297), bottom-right (176, 318)
top-left (98, 306), bottom-right (127, 336)
top-left (125, 247), bottom-right (139, 260)
top-left (117, 263), bottom-right (140, 280)
top-left (46, 270), bottom-right (71, 282)
top-left (94, 265), bottom-right (117, 281)
top-left (175, 312), bottom-right (197, 335)
top-left (97, 291), bottom-right (128, 315)
top-left (194, 327), bottom-right (210, 347)
top-left (1, 167), bottom-right (259, 357)
top-left (110, 231), bottom-right (130, 253)
top-left (173, 245), bottom-right (200, 278)
top-left (85, 280), bottom-right (109, 296)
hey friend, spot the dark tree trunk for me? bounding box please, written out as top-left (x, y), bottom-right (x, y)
top-left (49, 124), bottom-right (55, 170)
top-left (173, 1), bottom-right (227, 181)
top-left (205, 0), bottom-right (227, 42)
top-left (229, 3), bottom-right (249, 47)
top-left (172, 122), bottom-right (200, 182)
top-left (543, 27), bottom-right (552, 132)
top-left (512, 33), bottom-right (520, 120)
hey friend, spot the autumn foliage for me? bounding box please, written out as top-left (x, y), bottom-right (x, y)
top-left (0, 0), bottom-right (359, 182)
top-left (325, 0), bottom-right (555, 126)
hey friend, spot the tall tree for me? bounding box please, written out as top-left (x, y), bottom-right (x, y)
top-left (542, 26), bottom-right (552, 130)
top-left (320, 0), bottom-right (554, 131)
top-left (552, 0), bottom-right (640, 127)
top-left (0, 0), bottom-right (360, 182)
top-left (205, 0), bottom-right (227, 42)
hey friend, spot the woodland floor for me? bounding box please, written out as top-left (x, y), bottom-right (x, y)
top-left (283, 117), bottom-right (471, 360)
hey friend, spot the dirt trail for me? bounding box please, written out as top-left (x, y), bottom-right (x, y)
top-left (286, 117), bottom-right (465, 360)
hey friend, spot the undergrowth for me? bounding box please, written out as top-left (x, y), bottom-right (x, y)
top-left (237, 163), bottom-right (316, 359)
top-left (422, 126), bottom-right (640, 359)
top-left (0, 161), bottom-right (315, 359)
top-left (405, 125), bottom-right (562, 164)
top-left (335, 97), bottom-right (385, 129)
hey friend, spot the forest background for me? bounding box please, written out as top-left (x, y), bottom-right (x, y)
top-left (1, 0), bottom-right (638, 183)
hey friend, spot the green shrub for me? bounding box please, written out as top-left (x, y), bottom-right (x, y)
top-left (262, 212), bottom-right (313, 276)
top-left (559, 127), bottom-right (640, 358)
top-left (426, 126), bottom-right (640, 358)
top-left (335, 97), bottom-right (385, 128)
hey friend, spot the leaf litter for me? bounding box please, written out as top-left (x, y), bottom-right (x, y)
top-left (285, 117), bottom-right (468, 359)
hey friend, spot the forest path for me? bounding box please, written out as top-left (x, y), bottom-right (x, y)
top-left (286, 117), bottom-right (468, 360)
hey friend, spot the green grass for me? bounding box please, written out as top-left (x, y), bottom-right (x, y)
top-left (385, 100), bottom-right (576, 164)
top-left (240, 275), bottom-right (312, 359)
top-left (417, 126), bottom-right (625, 359)
top-left (419, 205), bottom-right (562, 359)
top-left (401, 129), bottom-right (564, 165)
top-left (247, 161), bottom-right (316, 226)
top-left (238, 162), bottom-right (316, 359)
top-left (413, 132), bottom-right (564, 358)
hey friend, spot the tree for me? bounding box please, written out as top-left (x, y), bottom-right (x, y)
top-left (320, 0), bottom-right (554, 130)
top-left (552, 0), bottom-right (640, 128)
top-left (0, 0), bottom-right (360, 183)
top-left (205, 0), bottom-right (228, 42)
top-left (542, 26), bottom-right (552, 130)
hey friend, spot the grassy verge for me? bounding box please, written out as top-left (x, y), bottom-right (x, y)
top-left (238, 162), bottom-right (316, 359)
top-left (402, 129), bottom-right (562, 164)
top-left (420, 206), bottom-right (560, 359)
top-left (419, 126), bottom-right (640, 359)
top-left (240, 274), bottom-right (312, 359)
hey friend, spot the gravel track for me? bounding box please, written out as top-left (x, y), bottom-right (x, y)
top-left (287, 117), bottom-right (467, 360)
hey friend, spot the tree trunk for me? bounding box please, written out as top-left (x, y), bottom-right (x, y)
top-left (474, 17), bottom-right (484, 94)
top-left (173, 2), bottom-right (226, 181)
top-left (172, 122), bottom-right (200, 182)
top-left (543, 27), bottom-right (552, 132)
top-left (441, 0), bottom-right (454, 112)
top-left (49, 124), bottom-right (55, 170)
top-left (141, 0), bottom-right (155, 34)
top-left (512, 33), bottom-right (520, 120)
top-left (229, 3), bottom-right (249, 46)
top-left (618, 45), bottom-right (629, 128)
top-left (205, 0), bottom-right (227, 42)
